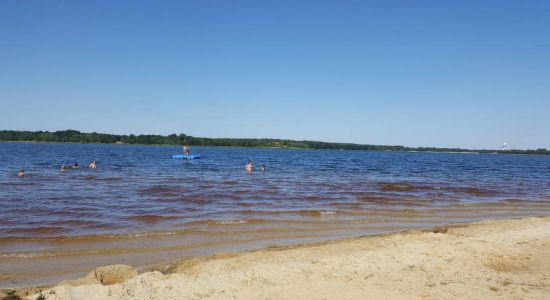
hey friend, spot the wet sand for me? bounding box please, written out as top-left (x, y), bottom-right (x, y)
top-left (12, 215), bottom-right (550, 299)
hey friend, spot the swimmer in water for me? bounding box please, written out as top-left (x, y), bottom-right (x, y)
top-left (259, 164), bottom-right (266, 172)
top-left (61, 163), bottom-right (80, 171)
top-left (245, 161), bottom-right (253, 172)
top-left (89, 160), bottom-right (97, 169)
top-left (18, 169), bottom-right (25, 177)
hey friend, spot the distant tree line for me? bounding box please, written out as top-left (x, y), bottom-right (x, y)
top-left (0, 130), bottom-right (548, 155)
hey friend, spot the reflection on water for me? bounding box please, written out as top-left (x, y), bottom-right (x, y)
top-left (0, 142), bottom-right (549, 287)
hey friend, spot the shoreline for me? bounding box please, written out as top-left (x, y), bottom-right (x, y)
top-left (3, 204), bottom-right (549, 291)
top-left (7, 215), bottom-right (550, 299)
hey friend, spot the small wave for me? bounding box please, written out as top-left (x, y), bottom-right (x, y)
top-left (457, 187), bottom-right (498, 196)
top-left (228, 209), bottom-right (341, 218)
top-left (180, 196), bottom-right (214, 204)
top-left (499, 198), bottom-right (549, 204)
top-left (296, 210), bottom-right (337, 217)
top-left (2, 226), bottom-right (67, 236)
top-left (223, 180), bottom-right (239, 185)
top-left (94, 177), bottom-right (122, 182)
top-left (495, 198), bottom-right (522, 204)
top-left (127, 214), bottom-right (180, 223)
top-left (185, 219), bottom-right (269, 227)
top-left (51, 220), bottom-right (109, 228)
top-left (377, 182), bottom-right (442, 193)
top-left (0, 229), bottom-right (189, 241)
top-left (234, 190), bottom-right (250, 195)
top-left (328, 204), bottom-right (365, 211)
top-left (379, 183), bottom-right (418, 192)
top-left (126, 231), bottom-right (179, 238)
top-left (360, 195), bottom-right (409, 203)
top-left (137, 186), bottom-right (182, 195)
top-left (377, 182), bottom-right (499, 197)
top-left (359, 195), bottom-right (435, 207)
top-left (211, 220), bottom-right (248, 225)
top-left (0, 252), bottom-right (56, 259)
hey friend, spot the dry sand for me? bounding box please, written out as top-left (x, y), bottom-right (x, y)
top-left (17, 216), bottom-right (550, 299)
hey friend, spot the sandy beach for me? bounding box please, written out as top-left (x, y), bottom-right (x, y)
top-left (5, 216), bottom-right (547, 299)
top-left (3, 0), bottom-right (550, 299)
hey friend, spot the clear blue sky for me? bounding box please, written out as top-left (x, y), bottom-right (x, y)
top-left (1, 0), bottom-right (549, 149)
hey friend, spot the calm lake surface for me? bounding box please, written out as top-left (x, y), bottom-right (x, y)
top-left (1, 142), bottom-right (550, 288)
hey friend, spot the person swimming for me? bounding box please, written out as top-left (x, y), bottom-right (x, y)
top-left (245, 161), bottom-right (253, 172)
top-left (61, 163), bottom-right (80, 171)
top-left (18, 169), bottom-right (25, 177)
top-left (259, 164), bottom-right (266, 172)
top-left (89, 160), bottom-right (97, 169)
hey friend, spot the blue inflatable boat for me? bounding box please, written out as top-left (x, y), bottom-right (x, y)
top-left (172, 154), bottom-right (202, 160)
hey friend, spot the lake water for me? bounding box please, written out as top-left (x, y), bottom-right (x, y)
top-left (1, 142), bottom-right (550, 288)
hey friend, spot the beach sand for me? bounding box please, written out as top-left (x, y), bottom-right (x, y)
top-left (13, 216), bottom-right (550, 299)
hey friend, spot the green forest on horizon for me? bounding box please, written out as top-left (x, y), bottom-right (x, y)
top-left (1, 130), bottom-right (549, 155)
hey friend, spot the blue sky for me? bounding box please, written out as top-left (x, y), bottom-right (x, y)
top-left (1, 0), bottom-right (548, 149)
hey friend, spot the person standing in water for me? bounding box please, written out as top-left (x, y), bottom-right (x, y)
top-left (18, 169), bottom-right (25, 177)
top-left (183, 145), bottom-right (190, 157)
top-left (245, 161), bottom-right (253, 172)
top-left (89, 160), bottom-right (97, 169)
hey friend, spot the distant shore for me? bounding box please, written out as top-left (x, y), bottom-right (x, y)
top-left (10, 216), bottom-right (550, 300)
top-left (1, 130), bottom-right (549, 155)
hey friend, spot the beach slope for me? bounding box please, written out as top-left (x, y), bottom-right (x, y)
top-left (26, 216), bottom-right (550, 300)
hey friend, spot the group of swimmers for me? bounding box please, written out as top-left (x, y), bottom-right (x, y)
top-left (60, 160), bottom-right (97, 172)
top-left (245, 161), bottom-right (266, 172)
top-left (17, 160), bottom-right (97, 177)
top-left (20, 145), bottom-right (264, 177)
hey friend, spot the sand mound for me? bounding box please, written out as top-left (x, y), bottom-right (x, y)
top-left (59, 264), bottom-right (138, 287)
